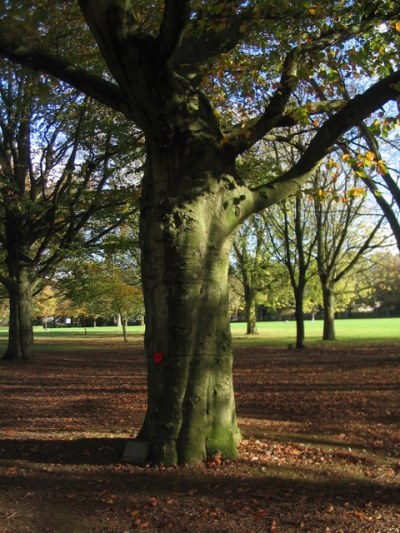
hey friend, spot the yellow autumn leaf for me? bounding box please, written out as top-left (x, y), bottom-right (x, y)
top-left (342, 153), bottom-right (351, 161)
top-left (365, 151), bottom-right (376, 161)
top-left (395, 21), bottom-right (400, 32)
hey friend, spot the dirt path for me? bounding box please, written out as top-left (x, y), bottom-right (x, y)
top-left (0, 342), bottom-right (399, 532)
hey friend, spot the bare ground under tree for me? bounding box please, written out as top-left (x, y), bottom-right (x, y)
top-left (0, 339), bottom-right (399, 532)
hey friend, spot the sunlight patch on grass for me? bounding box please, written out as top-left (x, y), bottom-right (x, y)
top-left (231, 318), bottom-right (400, 345)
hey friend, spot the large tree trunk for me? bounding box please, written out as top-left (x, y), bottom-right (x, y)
top-left (2, 265), bottom-right (35, 361)
top-left (322, 285), bottom-right (336, 341)
top-left (137, 143), bottom-right (242, 465)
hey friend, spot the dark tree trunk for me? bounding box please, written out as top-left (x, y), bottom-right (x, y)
top-left (294, 286), bottom-right (305, 349)
top-left (122, 317), bottom-right (128, 342)
top-left (322, 285), bottom-right (336, 341)
top-left (2, 265), bottom-right (35, 361)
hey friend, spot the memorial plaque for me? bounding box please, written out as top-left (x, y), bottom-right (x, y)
top-left (122, 441), bottom-right (149, 464)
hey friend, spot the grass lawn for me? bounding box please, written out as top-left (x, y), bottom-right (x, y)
top-left (231, 317), bottom-right (400, 345)
top-left (0, 317), bottom-right (397, 349)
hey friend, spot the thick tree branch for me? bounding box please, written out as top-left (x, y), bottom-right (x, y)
top-left (275, 100), bottom-right (345, 128)
top-left (311, 75), bottom-right (400, 251)
top-left (0, 37), bottom-right (127, 114)
top-left (220, 13), bottom-right (395, 154)
top-left (222, 50), bottom-right (299, 154)
top-left (78, 0), bottom-right (158, 128)
top-left (157, 0), bottom-right (190, 63)
top-left (249, 69), bottom-right (400, 212)
top-left (358, 121), bottom-right (400, 207)
top-left (174, 3), bottom-right (257, 71)
top-left (339, 137), bottom-right (400, 252)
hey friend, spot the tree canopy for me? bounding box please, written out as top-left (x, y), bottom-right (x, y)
top-left (0, 1), bottom-right (399, 205)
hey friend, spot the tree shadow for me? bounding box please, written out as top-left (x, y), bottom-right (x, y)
top-left (0, 444), bottom-right (399, 508)
top-left (0, 436), bottom-right (128, 465)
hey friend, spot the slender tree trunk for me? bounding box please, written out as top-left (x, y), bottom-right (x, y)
top-left (294, 286), bottom-right (305, 349)
top-left (122, 317), bottom-right (128, 342)
top-left (322, 285), bottom-right (336, 341)
top-left (2, 266), bottom-right (35, 361)
top-left (244, 286), bottom-right (257, 335)
top-left (137, 147), bottom-right (242, 465)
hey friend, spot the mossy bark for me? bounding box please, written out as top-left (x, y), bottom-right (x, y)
top-left (2, 265), bottom-right (35, 361)
top-left (137, 142), bottom-right (243, 464)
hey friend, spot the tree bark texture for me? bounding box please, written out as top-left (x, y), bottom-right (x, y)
top-left (322, 285), bottom-right (336, 341)
top-left (2, 265), bottom-right (35, 361)
top-left (294, 286), bottom-right (306, 349)
top-left (137, 139), bottom-right (244, 464)
top-left (244, 286), bottom-right (257, 335)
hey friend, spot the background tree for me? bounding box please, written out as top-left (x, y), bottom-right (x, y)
top-left (1, 1), bottom-right (399, 464)
top-left (310, 55), bottom-right (400, 251)
top-left (101, 265), bottom-right (144, 341)
top-left (60, 261), bottom-right (106, 333)
top-left (59, 256), bottom-right (144, 339)
top-left (34, 285), bottom-right (58, 330)
top-left (0, 283), bottom-right (9, 324)
top-left (311, 166), bottom-right (390, 340)
top-left (0, 60), bottom-right (140, 360)
top-left (231, 214), bottom-right (274, 334)
top-left (265, 194), bottom-right (318, 348)
top-left (369, 253), bottom-right (400, 316)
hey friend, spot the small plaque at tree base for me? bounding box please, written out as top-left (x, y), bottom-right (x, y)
top-left (122, 441), bottom-right (149, 464)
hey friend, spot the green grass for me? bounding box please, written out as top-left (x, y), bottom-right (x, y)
top-left (231, 317), bottom-right (400, 345)
top-left (0, 325), bottom-right (145, 339)
top-left (0, 317), bottom-right (398, 348)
